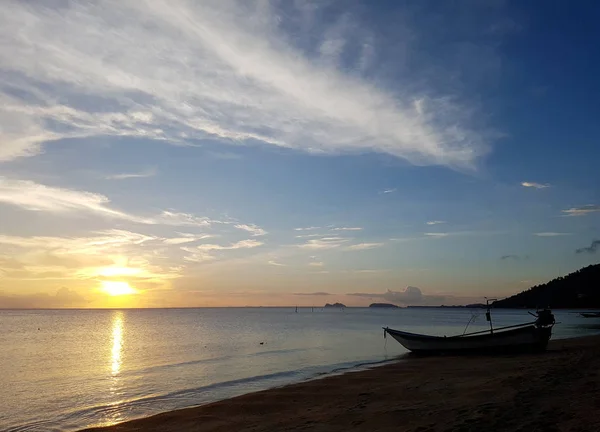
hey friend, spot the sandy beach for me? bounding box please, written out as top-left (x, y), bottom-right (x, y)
top-left (82, 335), bottom-right (600, 432)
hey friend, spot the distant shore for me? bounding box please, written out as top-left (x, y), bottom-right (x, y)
top-left (82, 335), bottom-right (600, 432)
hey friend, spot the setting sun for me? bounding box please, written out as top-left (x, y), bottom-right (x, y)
top-left (101, 281), bottom-right (137, 296)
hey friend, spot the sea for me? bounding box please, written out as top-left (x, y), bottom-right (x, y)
top-left (1, 307), bottom-right (599, 432)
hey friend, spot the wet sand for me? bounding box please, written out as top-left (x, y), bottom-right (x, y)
top-left (83, 335), bottom-right (600, 432)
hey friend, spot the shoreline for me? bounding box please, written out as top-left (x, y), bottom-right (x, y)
top-left (82, 335), bottom-right (600, 432)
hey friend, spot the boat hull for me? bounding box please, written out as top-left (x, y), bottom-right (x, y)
top-left (384, 325), bottom-right (552, 355)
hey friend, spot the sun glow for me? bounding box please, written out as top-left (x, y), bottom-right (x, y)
top-left (101, 281), bottom-right (137, 296)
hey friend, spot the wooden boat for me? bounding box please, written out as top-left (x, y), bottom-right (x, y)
top-left (383, 307), bottom-right (555, 355)
top-left (580, 312), bottom-right (600, 318)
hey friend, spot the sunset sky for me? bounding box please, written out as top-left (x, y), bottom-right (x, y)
top-left (1, 0), bottom-right (599, 308)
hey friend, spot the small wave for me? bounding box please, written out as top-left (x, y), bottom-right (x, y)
top-left (9, 357), bottom-right (399, 432)
top-left (124, 347), bottom-right (319, 377)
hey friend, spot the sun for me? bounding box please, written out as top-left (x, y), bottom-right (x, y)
top-left (101, 281), bottom-right (137, 296)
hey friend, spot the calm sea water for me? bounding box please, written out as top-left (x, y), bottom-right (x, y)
top-left (1, 307), bottom-right (598, 432)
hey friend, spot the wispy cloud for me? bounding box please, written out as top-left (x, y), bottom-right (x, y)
top-left (533, 232), bottom-right (570, 237)
top-left (0, 230), bottom-right (155, 254)
top-left (294, 227), bottom-right (321, 231)
top-left (182, 239), bottom-right (263, 263)
top-left (105, 168), bottom-right (156, 180)
top-left (0, 177), bottom-right (222, 227)
top-left (196, 239), bottom-right (264, 251)
top-left (379, 188), bottom-right (396, 194)
top-left (163, 233), bottom-right (214, 245)
top-left (346, 242), bottom-right (384, 251)
top-left (295, 233), bottom-right (326, 238)
top-left (293, 292), bottom-right (330, 296)
top-left (234, 224), bottom-right (267, 236)
top-left (521, 182), bottom-right (550, 189)
top-left (426, 220), bottom-right (446, 225)
top-left (575, 240), bottom-right (600, 255)
top-left (308, 261), bottom-right (324, 267)
top-left (0, 0), bottom-right (489, 168)
top-left (424, 230), bottom-right (501, 239)
top-left (424, 232), bottom-right (451, 238)
top-left (331, 227), bottom-right (363, 231)
top-left (562, 205), bottom-right (600, 217)
top-left (296, 237), bottom-right (349, 250)
top-left (268, 260), bottom-right (286, 266)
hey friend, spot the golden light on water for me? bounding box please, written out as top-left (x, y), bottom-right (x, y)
top-left (111, 312), bottom-right (124, 376)
top-left (102, 281), bottom-right (137, 297)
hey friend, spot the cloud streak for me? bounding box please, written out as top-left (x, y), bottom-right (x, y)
top-left (234, 224), bottom-right (267, 236)
top-left (296, 237), bottom-right (349, 250)
top-left (562, 205), bottom-right (600, 217)
top-left (346, 242), bottom-right (384, 251)
top-left (0, 0), bottom-right (489, 168)
top-left (0, 176), bottom-right (222, 227)
top-left (521, 182), bottom-right (550, 189)
top-left (426, 220), bottom-right (446, 225)
top-left (106, 169), bottom-right (156, 180)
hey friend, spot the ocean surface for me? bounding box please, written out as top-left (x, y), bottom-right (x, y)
top-left (1, 307), bottom-right (599, 432)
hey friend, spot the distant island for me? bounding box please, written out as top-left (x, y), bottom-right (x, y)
top-left (369, 303), bottom-right (399, 308)
top-left (324, 302), bottom-right (346, 308)
top-left (493, 263), bottom-right (600, 309)
top-left (407, 304), bottom-right (486, 309)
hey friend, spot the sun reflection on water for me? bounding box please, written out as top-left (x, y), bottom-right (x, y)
top-left (105, 311), bottom-right (126, 426)
top-left (111, 312), bottom-right (124, 376)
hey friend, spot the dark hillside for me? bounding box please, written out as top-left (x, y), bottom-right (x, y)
top-left (493, 264), bottom-right (600, 308)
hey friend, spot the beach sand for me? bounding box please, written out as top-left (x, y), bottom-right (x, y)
top-left (83, 335), bottom-right (600, 432)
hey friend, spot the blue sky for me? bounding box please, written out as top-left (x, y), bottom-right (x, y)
top-left (0, 0), bottom-right (599, 308)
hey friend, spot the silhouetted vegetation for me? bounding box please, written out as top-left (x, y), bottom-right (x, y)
top-left (369, 303), bottom-right (399, 308)
top-left (493, 263), bottom-right (600, 308)
top-left (324, 303), bottom-right (346, 308)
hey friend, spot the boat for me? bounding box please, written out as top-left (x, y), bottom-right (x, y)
top-left (383, 304), bottom-right (555, 355)
top-left (580, 312), bottom-right (600, 318)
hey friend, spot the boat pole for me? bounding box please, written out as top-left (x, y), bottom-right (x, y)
top-left (485, 298), bottom-right (497, 335)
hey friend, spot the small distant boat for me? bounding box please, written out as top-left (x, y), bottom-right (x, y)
top-left (580, 312), bottom-right (600, 318)
top-left (383, 303), bottom-right (555, 355)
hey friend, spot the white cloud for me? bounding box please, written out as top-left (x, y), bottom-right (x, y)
top-left (294, 227), bottom-right (321, 231)
top-left (268, 260), bottom-right (286, 266)
top-left (196, 239), bottom-right (264, 252)
top-left (0, 0), bottom-right (489, 168)
top-left (295, 233), bottom-right (326, 238)
top-left (183, 239), bottom-right (263, 263)
top-left (308, 261), bottom-right (324, 267)
top-left (424, 232), bottom-right (451, 238)
top-left (0, 176), bottom-right (151, 223)
top-left (234, 224), bottom-right (267, 236)
top-left (379, 188), bottom-right (396, 194)
top-left (562, 205), bottom-right (600, 217)
top-left (106, 168), bottom-right (156, 180)
top-left (346, 242), bottom-right (384, 251)
top-left (0, 176), bottom-right (234, 228)
top-left (0, 229), bottom-right (155, 254)
top-left (521, 182), bottom-right (550, 189)
top-left (296, 237), bottom-right (349, 250)
top-left (163, 233), bottom-right (214, 245)
top-left (426, 220), bottom-right (446, 225)
top-left (533, 232), bottom-right (570, 237)
top-left (331, 227), bottom-right (363, 231)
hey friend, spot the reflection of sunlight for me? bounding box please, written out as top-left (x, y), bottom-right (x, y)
top-left (111, 312), bottom-right (124, 376)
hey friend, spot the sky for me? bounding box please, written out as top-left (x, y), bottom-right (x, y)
top-left (1, 0), bottom-right (599, 308)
